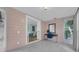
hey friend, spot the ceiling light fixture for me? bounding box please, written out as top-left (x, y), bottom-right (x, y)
top-left (40, 7), bottom-right (48, 10)
top-left (43, 7), bottom-right (48, 10)
top-left (40, 7), bottom-right (49, 20)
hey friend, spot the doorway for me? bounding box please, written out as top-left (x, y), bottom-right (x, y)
top-left (64, 19), bottom-right (73, 45)
top-left (28, 18), bottom-right (37, 42)
top-left (26, 16), bottom-right (41, 43)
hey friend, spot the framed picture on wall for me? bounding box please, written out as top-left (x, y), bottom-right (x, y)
top-left (48, 23), bottom-right (56, 33)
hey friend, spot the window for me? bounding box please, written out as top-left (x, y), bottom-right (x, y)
top-left (48, 23), bottom-right (56, 33)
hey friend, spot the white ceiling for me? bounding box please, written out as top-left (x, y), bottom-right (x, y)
top-left (14, 7), bottom-right (77, 21)
top-left (28, 16), bottom-right (37, 25)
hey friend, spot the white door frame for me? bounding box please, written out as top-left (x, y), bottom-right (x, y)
top-left (26, 15), bottom-right (41, 44)
top-left (63, 17), bottom-right (74, 45)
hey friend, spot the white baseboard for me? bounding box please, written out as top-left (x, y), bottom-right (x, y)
top-left (25, 39), bottom-right (41, 45)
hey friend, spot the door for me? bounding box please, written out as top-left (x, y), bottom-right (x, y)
top-left (64, 19), bottom-right (73, 45)
top-left (28, 18), bottom-right (37, 42)
top-left (26, 16), bottom-right (41, 43)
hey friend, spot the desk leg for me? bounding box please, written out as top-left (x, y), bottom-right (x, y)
top-left (56, 36), bottom-right (58, 43)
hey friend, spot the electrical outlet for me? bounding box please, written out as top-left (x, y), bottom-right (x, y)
top-left (17, 41), bottom-right (20, 45)
top-left (17, 31), bottom-right (20, 34)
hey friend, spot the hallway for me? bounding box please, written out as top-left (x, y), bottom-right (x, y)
top-left (10, 40), bottom-right (74, 52)
top-left (0, 7), bottom-right (78, 52)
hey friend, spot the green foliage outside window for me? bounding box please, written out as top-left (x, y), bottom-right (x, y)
top-left (64, 20), bottom-right (73, 39)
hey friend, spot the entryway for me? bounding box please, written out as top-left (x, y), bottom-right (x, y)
top-left (64, 17), bottom-right (73, 47)
top-left (26, 16), bottom-right (41, 44)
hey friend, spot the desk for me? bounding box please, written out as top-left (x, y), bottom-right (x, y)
top-left (44, 33), bottom-right (58, 42)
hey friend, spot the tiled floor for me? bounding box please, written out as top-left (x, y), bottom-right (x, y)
top-left (10, 40), bottom-right (74, 52)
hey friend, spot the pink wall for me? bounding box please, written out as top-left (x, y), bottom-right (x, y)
top-left (41, 21), bottom-right (48, 34)
top-left (41, 21), bottom-right (48, 39)
top-left (6, 8), bottom-right (26, 51)
top-left (49, 19), bottom-right (64, 43)
top-left (41, 19), bottom-right (64, 43)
